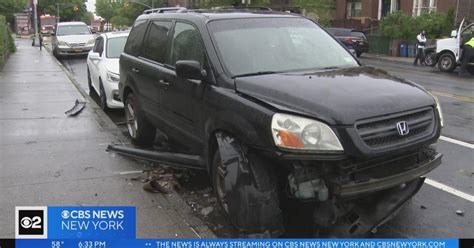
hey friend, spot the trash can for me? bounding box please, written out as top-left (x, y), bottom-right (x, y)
top-left (407, 44), bottom-right (416, 57)
top-left (399, 43), bottom-right (408, 57)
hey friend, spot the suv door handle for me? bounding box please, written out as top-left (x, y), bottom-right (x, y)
top-left (131, 68), bottom-right (140, 73)
top-left (158, 79), bottom-right (170, 87)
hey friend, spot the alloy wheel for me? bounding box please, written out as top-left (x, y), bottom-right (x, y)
top-left (125, 101), bottom-right (138, 139)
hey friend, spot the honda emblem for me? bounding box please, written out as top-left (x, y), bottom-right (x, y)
top-left (396, 121), bottom-right (409, 136)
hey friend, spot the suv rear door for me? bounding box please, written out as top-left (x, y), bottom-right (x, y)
top-left (136, 20), bottom-right (173, 126)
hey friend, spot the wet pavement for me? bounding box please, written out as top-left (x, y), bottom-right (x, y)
top-left (0, 39), bottom-right (213, 238)
top-left (24, 40), bottom-right (474, 238)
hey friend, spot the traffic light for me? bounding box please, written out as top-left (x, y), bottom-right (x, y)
top-left (73, 4), bottom-right (79, 12)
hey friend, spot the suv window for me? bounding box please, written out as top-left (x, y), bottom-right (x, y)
top-left (169, 22), bottom-right (205, 67)
top-left (56, 24), bottom-right (90, 36)
top-left (124, 20), bottom-right (148, 56)
top-left (141, 20), bottom-right (172, 63)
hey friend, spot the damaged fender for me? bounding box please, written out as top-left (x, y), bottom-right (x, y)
top-left (215, 132), bottom-right (284, 236)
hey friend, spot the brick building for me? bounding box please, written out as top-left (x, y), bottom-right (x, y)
top-left (333, 0), bottom-right (473, 30)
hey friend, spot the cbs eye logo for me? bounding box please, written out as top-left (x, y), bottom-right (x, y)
top-left (15, 206), bottom-right (48, 239)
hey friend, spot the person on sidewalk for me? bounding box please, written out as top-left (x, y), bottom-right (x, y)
top-left (459, 37), bottom-right (474, 76)
top-left (413, 30), bottom-right (427, 66)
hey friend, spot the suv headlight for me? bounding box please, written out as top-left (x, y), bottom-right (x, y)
top-left (58, 40), bottom-right (68, 46)
top-left (271, 113), bottom-right (343, 151)
top-left (428, 92), bottom-right (444, 127)
top-left (86, 39), bottom-right (95, 46)
top-left (107, 71), bottom-right (120, 83)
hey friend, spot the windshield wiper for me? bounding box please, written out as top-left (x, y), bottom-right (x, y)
top-left (232, 71), bottom-right (280, 78)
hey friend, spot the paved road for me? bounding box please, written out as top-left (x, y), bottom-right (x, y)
top-left (58, 54), bottom-right (473, 238)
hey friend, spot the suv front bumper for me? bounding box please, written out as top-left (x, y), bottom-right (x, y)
top-left (333, 152), bottom-right (442, 197)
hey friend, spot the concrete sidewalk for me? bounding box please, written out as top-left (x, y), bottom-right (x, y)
top-left (0, 39), bottom-right (212, 238)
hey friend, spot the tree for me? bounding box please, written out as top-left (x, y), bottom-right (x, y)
top-left (294, 0), bottom-right (335, 26)
top-left (0, 0), bottom-right (27, 25)
top-left (81, 11), bottom-right (94, 25)
top-left (38, 0), bottom-right (87, 22)
top-left (95, 0), bottom-right (119, 24)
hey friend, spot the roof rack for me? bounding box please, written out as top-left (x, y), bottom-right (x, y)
top-left (212, 6), bottom-right (273, 11)
top-left (143, 7), bottom-right (187, 14)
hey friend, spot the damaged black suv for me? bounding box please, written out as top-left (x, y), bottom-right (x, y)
top-left (119, 8), bottom-right (443, 237)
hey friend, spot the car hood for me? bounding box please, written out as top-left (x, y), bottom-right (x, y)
top-left (57, 34), bottom-right (94, 44)
top-left (235, 67), bottom-right (435, 125)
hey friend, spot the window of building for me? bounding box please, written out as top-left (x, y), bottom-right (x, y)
top-left (413, 0), bottom-right (437, 16)
top-left (346, 0), bottom-right (362, 17)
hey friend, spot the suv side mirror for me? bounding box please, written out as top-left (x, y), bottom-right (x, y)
top-left (451, 30), bottom-right (457, 37)
top-left (176, 60), bottom-right (206, 80)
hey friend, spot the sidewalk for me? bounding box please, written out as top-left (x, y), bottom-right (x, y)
top-left (361, 53), bottom-right (414, 64)
top-left (0, 39), bottom-right (212, 238)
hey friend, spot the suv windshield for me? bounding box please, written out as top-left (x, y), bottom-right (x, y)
top-left (107, 36), bottom-right (128, 58)
top-left (57, 25), bottom-right (90, 36)
top-left (208, 18), bottom-right (358, 77)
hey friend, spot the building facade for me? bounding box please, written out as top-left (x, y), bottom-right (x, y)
top-left (333, 0), bottom-right (473, 30)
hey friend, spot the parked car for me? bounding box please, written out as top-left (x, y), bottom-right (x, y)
top-left (427, 19), bottom-right (474, 73)
top-left (326, 28), bottom-right (369, 57)
top-left (119, 9), bottom-right (443, 237)
top-left (87, 31), bottom-right (129, 110)
top-left (51, 22), bottom-right (95, 57)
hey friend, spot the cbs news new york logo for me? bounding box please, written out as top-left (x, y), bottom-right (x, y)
top-left (15, 206), bottom-right (48, 239)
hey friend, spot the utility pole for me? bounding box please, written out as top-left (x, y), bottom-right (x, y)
top-left (33, 0), bottom-right (40, 46)
top-left (56, 3), bottom-right (60, 24)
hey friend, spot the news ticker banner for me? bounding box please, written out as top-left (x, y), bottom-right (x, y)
top-left (15, 206), bottom-right (136, 239)
top-left (0, 239), bottom-right (469, 248)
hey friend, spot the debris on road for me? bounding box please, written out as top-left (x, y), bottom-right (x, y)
top-left (420, 205), bottom-right (427, 209)
top-left (455, 210), bottom-right (465, 216)
top-left (201, 206), bottom-right (214, 216)
top-left (65, 99), bottom-right (86, 116)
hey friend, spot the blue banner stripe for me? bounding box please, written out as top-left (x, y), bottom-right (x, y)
top-left (16, 239), bottom-right (460, 248)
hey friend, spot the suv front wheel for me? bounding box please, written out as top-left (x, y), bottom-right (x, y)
top-left (438, 53), bottom-right (456, 72)
top-left (124, 93), bottom-right (156, 146)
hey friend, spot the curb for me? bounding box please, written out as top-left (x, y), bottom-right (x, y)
top-left (361, 54), bottom-right (414, 66)
top-left (43, 44), bottom-right (216, 238)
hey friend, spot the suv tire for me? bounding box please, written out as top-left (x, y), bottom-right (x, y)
top-left (212, 146), bottom-right (283, 235)
top-left (424, 51), bottom-right (437, 66)
top-left (99, 79), bottom-right (110, 112)
top-left (87, 67), bottom-right (93, 94)
top-left (438, 53), bottom-right (456, 72)
top-left (124, 93), bottom-right (156, 146)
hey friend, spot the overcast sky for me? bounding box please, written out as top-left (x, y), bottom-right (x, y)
top-left (85, 0), bottom-right (96, 14)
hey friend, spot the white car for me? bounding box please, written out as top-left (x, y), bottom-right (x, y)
top-left (51, 22), bottom-right (95, 57)
top-left (87, 32), bottom-right (129, 110)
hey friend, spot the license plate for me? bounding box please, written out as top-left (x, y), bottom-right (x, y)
top-left (74, 49), bottom-right (83, 53)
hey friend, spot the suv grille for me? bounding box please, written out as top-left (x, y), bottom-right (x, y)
top-left (69, 43), bottom-right (86, 47)
top-left (355, 107), bottom-right (435, 148)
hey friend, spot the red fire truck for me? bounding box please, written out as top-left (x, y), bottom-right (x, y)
top-left (40, 14), bottom-right (56, 35)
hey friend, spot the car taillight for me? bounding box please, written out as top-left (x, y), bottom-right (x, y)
top-left (344, 38), bottom-right (354, 43)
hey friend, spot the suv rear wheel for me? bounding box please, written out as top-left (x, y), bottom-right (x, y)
top-left (124, 93), bottom-right (156, 146)
top-left (438, 53), bottom-right (456, 72)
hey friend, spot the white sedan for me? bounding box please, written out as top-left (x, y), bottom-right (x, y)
top-left (87, 31), bottom-right (129, 110)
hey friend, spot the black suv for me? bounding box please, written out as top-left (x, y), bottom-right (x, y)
top-left (119, 9), bottom-right (443, 237)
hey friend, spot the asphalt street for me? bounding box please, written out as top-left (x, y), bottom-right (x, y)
top-left (54, 49), bottom-right (473, 237)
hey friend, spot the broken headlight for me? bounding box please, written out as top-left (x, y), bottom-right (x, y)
top-left (271, 113), bottom-right (343, 151)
